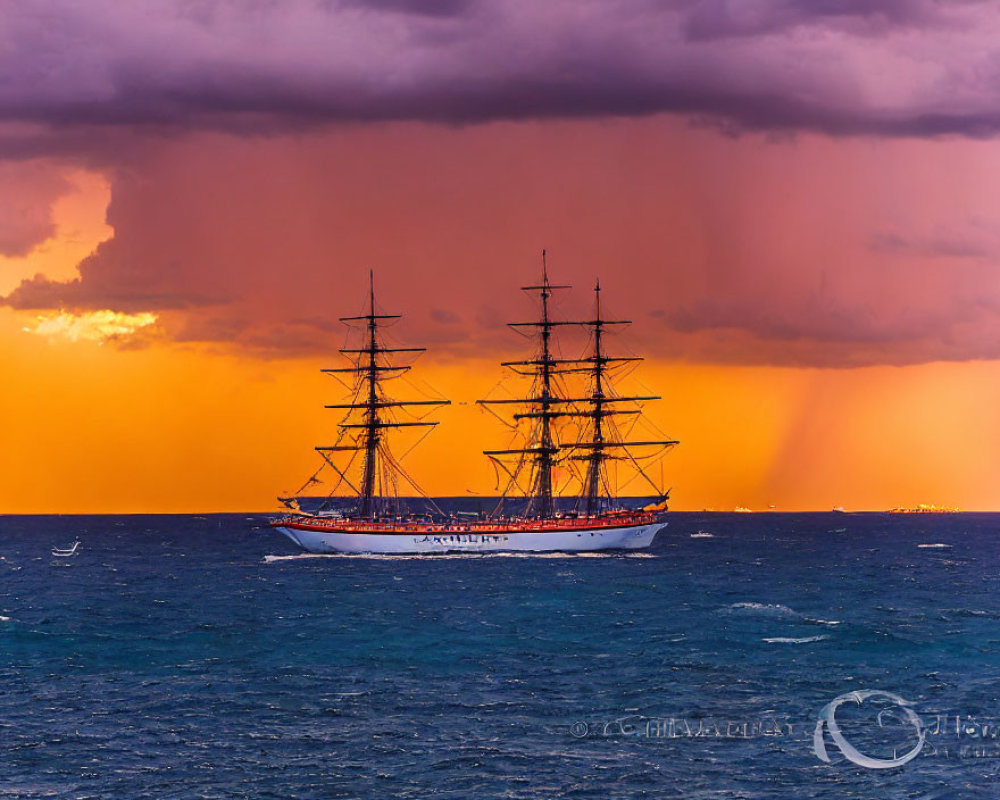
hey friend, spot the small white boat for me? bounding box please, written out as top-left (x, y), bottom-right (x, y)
top-left (52, 541), bottom-right (80, 557)
top-left (690, 531), bottom-right (715, 539)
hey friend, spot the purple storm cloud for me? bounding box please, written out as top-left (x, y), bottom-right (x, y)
top-left (2, 0), bottom-right (1000, 140)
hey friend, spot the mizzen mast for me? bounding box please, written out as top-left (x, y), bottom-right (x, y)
top-left (565, 280), bottom-right (679, 512)
top-left (580, 280), bottom-right (624, 514)
top-left (480, 251), bottom-right (576, 518)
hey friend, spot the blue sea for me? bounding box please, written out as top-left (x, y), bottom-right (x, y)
top-left (2, 511), bottom-right (1000, 798)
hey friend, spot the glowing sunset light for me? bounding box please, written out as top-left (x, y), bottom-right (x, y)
top-left (22, 309), bottom-right (158, 344)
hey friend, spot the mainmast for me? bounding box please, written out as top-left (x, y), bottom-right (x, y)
top-left (318, 271), bottom-right (449, 519)
top-left (480, 251), bottom-right (575, 518)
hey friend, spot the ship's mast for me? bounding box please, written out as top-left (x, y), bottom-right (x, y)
top-left (359, 272), bottom-right (381, 516)
top-left (567, 279), bottom-right (679, 511)
top-left (582, 280), bottom-right (607, 514)
top-left (479, 258), bottom-right (679, 518)
top-left (529, 252), bottom-right (558, 517)
top-left (480, 251), bottom-right (575, 518)
top-left (318, 271), bottom-right (449, 519)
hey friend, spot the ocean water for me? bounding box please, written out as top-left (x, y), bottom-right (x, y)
top-left (2, 511), bottom-right (1000, 798)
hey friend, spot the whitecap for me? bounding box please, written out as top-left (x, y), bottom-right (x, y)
top-left (727, 602), bottom-right (841, 626)
top-left (918, 543), bottom-right (953, 549)
top-left (762, 635), bottom-right (830, 644)
top-left (728, 602), bottom-right (800, 617)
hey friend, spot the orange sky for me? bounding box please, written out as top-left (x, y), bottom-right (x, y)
top-left (5, 316), bottom-right (1000, 512)
top-left (4, 120), bottom-right (1000, 512)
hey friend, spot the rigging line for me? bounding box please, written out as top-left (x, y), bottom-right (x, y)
top-left (396, 422), bottom-right (437, 461)
top-left (599, 463), bottom-right (615, 504)
top-left (487, 456), bottom-right (527, 518)
top-left (499, 423), bottom-right (525, 456)
top-left (554, 469), bottom-right (577, 498)
top-left (290, 461), bottom-right (327, 498)
top-left (623, 413), bottom-right (643, 439)
top-left (615, 360), bottom-right (642, 382)
top-left (409, 403), bottom-right (440, 422)
top-left (414, 370), bottom-right (449, 400)
top-left (632, 372), bottom-right (660, 400)
top-left (321, 469), bottom-right (346, 503)
top-left (615, 463), bottom-right (646, 495)
top-left (487, 452), bottom-right (530, 495)
top-left (317, 448), bottom-right (361, 497)
top-left (622, 445), bottom-right (670, 497)
top-left (386, 462), bottom-right (394, 517)
top-left (375, 451), bottom-right (385, 513)
top-left (382, 444), bottom-right (446, 517)
top-left (620, 448), bottom-right (670, 491)
top-left (318, 448), bottom-right (361, 510)
top-left (490, 465), bottom-right (516, 518)
top-left (401, 374), bottom-right (440, 402)
top-left (487, 455), bottom-right (503, 492)
top-left (325, 370), bottom-right (355, 393)
top-left (480, 375), bottom-right (510, 402)
top-left (343, 379), bottom-right (366, 411)
top-left (637, 409), bottom-right (670, 438)
top-left (481, 401), bottom-right (518, 430)
top-left (339, 317), bottom-right (355, 351)
top-left (383, 454), bottom-right (401, 516)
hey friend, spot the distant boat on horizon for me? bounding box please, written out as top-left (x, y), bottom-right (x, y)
top-left (51, 540), bottom-right (80, 557)
top-left (271, 258), bottom-right (677, 554)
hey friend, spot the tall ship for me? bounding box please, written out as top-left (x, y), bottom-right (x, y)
top-left (272, 259), bottom-right (677, 554)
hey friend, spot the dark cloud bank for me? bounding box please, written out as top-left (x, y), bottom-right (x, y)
top-left (2, 0), bottom-right (1000, 141)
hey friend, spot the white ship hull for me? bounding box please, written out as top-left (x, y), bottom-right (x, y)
top-left (275, 521), bottom-right (664, 554)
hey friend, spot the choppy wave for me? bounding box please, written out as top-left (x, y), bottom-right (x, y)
top-left (4, 511), bottom-right (1000, 798)
top-left (940, 607), bottom-right (1000, 620)
top-left (725, 602), bottom-right (841, 626)
top-left (728, 602), bottom-right (800, 617)
top-left (762, 635), bottom-right (830, 644)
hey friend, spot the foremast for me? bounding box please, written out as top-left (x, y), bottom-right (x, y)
top-left (317, 271), bottom-right (448, 519)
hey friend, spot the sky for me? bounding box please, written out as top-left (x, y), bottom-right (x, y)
top-left (3, 0), bottom-right (1000, 512)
